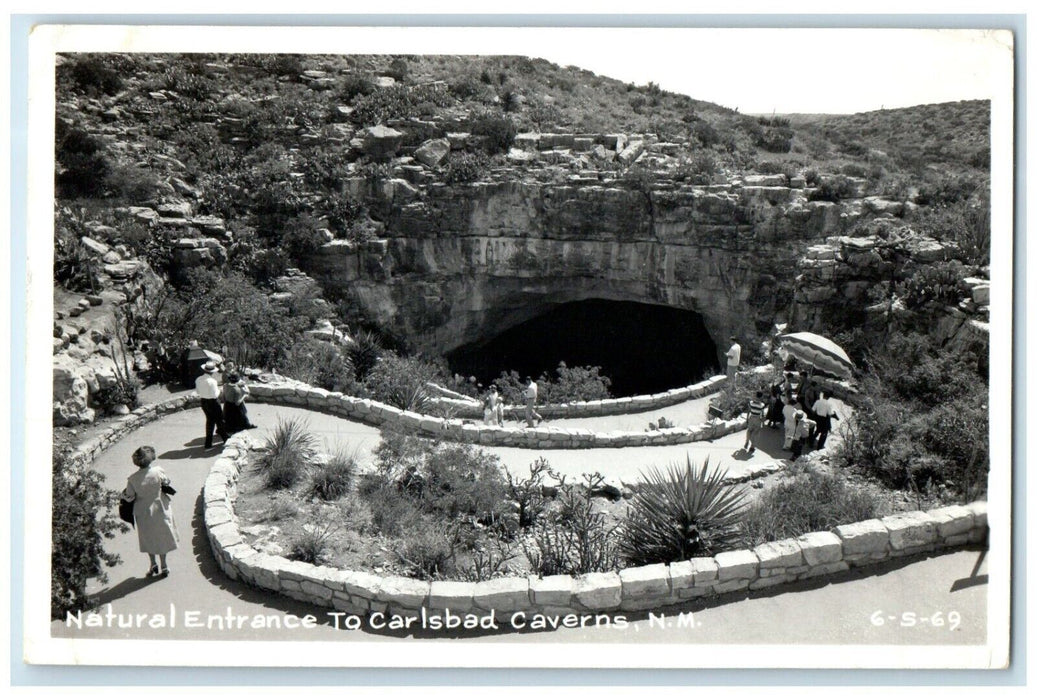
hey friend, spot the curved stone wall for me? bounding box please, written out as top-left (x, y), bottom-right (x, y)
top-left (203, 434), bottom-right (988, 619)
top-left (426, 374), bottom-right (728, 420)
top-left (245, 380), bottom-right (747, 449)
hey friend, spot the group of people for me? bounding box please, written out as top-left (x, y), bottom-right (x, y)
top-left (482, 377), bottom-right (543, 428)
top-left (195, 360), bottom-right (257, 449)
top-left (742, 370), bottom-right (839, 459)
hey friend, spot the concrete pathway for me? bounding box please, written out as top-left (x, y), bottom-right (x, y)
top-left (52, 402), bottom-right (986, 648)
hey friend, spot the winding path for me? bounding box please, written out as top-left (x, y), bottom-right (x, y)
top-left (51, 400), bottom-right (988, 647)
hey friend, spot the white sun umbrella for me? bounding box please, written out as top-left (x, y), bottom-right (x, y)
top-left (778, 332), bottom-right (855, 379)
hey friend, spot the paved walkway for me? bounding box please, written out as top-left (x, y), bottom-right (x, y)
top-left (52, 402), bottom-right (986, 647)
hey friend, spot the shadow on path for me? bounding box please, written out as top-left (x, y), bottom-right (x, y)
top-left (159, 438), bottom-right (221, 461)
top-left (90, 575), bottom-right (163, 608)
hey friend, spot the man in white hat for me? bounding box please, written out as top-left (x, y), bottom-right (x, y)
top-left (195, 361), bottom-right (229, 449)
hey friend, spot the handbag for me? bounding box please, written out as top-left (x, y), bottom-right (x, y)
top-left (119, 498), bottom-right (135, 527)
top-left (161, 483), bottom-right (177, 496)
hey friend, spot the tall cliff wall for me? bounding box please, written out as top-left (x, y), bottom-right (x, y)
top-left (303, 175), bottom-right (881, 360)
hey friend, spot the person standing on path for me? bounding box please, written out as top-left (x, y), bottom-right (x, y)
top-left (744, 390), bottom-right (767, 454)
top-left (782, 393), bottom-right (799, 449)
top-left (195, 360), bottom-right (229, 449)
top-left (790, 411), bottom-right (816, 459)
top-left (726, 337), bottom-right (741, 378)
top-left (524, 377), bottom-right (542, 428)
top-left (811, 391), bottom-right (837, 450)
top-left (122, 446), bottom-right (179, 578)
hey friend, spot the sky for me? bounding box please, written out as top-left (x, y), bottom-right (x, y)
top-left (529, 29), bottom-right (1013, 114)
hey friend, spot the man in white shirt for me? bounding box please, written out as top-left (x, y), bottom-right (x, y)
top-left (726, 337), bottom-right (741, 378)
top-left (811, 391), bottom-right (837, 449)
top-left (524, 377), bottom-right (542, 428)
top-left (195, 361), bottom-right (229, 448)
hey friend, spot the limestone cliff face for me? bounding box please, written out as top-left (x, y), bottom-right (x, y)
top-left (304, 176), bottom-right (891, 360)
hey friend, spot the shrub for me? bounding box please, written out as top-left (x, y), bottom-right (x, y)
top-left (287, 516), bottom-right (338, 565)
top-left (807, 175), bottom-right (858, 202)
top-left (256, 494), bottom-right (300, 522)
top-left (393, 516), bottom-right (458, 579)
top-left (256, 418), bottom-right (318, 490)
top-left (66, 55), bottom-right (124, 96)
top-left (522, 473), bottom-right (619, 576)
top-left (739, 468), bottom-right (880, 547)
top-left (897, 260), bottom-right (970, 310)
top-left (308, 449), bottom-right (358, 501)
top-left (281, 338), bottom-right (352, 392)
top-left (710, 367), bottom-right (778, 420)
top-left (494, 362), bottom-right (613, 405)
top-left (340, 72), bottom-right (375, 102)
top-left (619, 457), bottom-right (747, 565)
top-left (55, 120), bottom-right (111, 199)
top-left (54, 230), bottom-right (100, 293)
top-left (444, 151), bottom-right (490, 184)
top-left (91, 378), bottom-right (140, 415)
top-left (468, 111), bottom-right (517, 155)
top-left (51, 451), bottom-right (129, 618)
top-left (360, 352), bottom-right (437, 411)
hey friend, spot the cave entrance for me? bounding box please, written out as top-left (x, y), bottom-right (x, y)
top-left (445, 299), bottom-right (719, 398)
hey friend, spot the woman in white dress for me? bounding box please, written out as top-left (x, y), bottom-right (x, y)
top-left (122, 445), bottom-right (180, 577)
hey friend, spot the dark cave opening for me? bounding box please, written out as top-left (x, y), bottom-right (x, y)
top-left (445, 299), bottom-right (719, 398)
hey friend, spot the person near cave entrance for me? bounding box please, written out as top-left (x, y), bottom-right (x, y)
top-left (524, 377), bottom-right (542, 428)
top-left (743, 390), bottom-right (767, 454)
top-left (726, 336), bottom-right (741, 378)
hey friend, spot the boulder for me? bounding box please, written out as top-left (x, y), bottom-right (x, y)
top-left (80, 237), bottom-right (110, 257)
top-left (413, 138), bottom-right (451, 168)
top-left (156, 201), bottom-right (193, 219)
top-left (617, 140), bottom-right (645, 165)
top-left (360, 125), bottom-right (405, 160)
top-left (53, 360), bottom-right (93, 426)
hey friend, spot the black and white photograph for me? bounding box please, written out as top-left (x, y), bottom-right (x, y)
top-left (20, 22), bottom-right (1014, 670)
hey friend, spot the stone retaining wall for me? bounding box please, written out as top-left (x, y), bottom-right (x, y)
top-left (203, 434), bottom-right (988, 619)
top-left (425, 375), bottom-right (729, 420)
top-left (244, 380), bottom-right (748, 449)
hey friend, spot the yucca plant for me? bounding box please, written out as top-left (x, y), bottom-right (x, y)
top-left (347, 329), bottom-right (381, 382)
top-left (256, 418), bottom-right (318, 490)
top-left (619, 456), bottom-right (748, 566)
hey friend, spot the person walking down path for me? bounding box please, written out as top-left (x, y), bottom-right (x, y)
top-left (121, 445), bottom-right (180, 578)
top-left (743, 391), bottom-right (767, 454)
top-left (195, 361), bottom-right (229, 449)
top-left (726, 337), bottom-right (741, 378)
top-left (782, 395), bottom-right (799, 450)
top-left (765, 378), bottom-right (785, 428)
top-left (524, 377), bottom-right (542, 428)
top-left (811, 391), bottom-right (838, 450)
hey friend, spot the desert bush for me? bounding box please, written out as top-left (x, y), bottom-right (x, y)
top-left (393, 516), bottom-right (458, 579)
top-left (340, 72), bottom-right (375, 103)
top-left (444, 151), bottom-right (491, 184)
top-left (914, 198), bottom-right (991, 266)
top-left (494, 362), bottom-right (613, 406)
top-left (807, 175), bottom-right (858, 202)
top-left (619, 457), bottom-right (747, 565)
top-left (65, 55), bottom-right (125, 96)
top-left (51, 450), bottom-right (129, 618)
top-left (55, 120), bottom-right (111, 199)
top-left (360, 352), bottom-right (437, 411)
top-left (523, 473), bottom-right (619, 576)
top-left (448, 74), bottom-right (486, 100)
top-left (281, 338), bottom-right (352, 392)
top-left (53, 229), bottom-right (101, 293)
top-left (710, 367), bottom-right (778, 420)
top-left (308, 449), bottom-right (358, 501)
top-left (739, 468), bottom-right (880, 547)
top-left (896, 260), bottom-right (970, 310)
top-left (256, 418), bottom-right (318, 490)
top-left (468, 110), bottom-right (517, 155)
top-left (916, 174), bottom-right (984, 206)
top-left (287, 516), bottom-right (338, 565)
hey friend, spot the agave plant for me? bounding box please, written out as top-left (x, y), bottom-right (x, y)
top-left (619, 456), bottom-right (748, 566)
